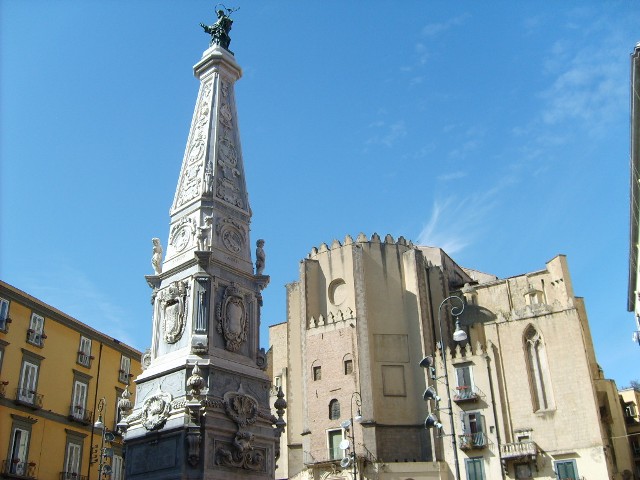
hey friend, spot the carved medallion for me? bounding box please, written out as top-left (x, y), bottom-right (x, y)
top-left (141, 389), bottom-right (172, 431)
top-left (217, 285), bottom-right (248, 352)
top-left (216, 218), bottom-right (246, 254)
top-left (160, 280), bottom-right (189, 344)
top-left (169, 218), bottom-right (196, 253)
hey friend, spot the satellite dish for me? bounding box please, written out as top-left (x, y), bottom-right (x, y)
top-left (339, 439), bottom-right (350, 450)
top-left (340, 419), bottom-right (352, 429)
top-left (340, 457), bottom-right (352, 468)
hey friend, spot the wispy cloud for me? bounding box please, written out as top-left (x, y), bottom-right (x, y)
top-left (417, 190), bottom-right (497, 255)
top-left (437, 171), bottom-right (467, 181)
top-left (421, 14), bottom-right (470, 37)
top-left (365, 120), bottom-right (407, 147)
top-left (20, 262), bottom-right (141, 348)
top-left (538, 24), bottom-right (627, 133)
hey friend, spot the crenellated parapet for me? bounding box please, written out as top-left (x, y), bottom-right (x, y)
top-left (307, 232), bottom-right (414, 258)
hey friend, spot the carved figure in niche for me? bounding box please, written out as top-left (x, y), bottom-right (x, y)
top-left (217, 285), bottom-right (247, 352)
top-left (151, 238), bottom-right (163, 274)
top-left (204, 162), bottom-right (213, 194)
top-left (160, 280), bottom-right (188, 344)
top-left (255, 239), bottom-right (265, 275)
top-left (197, 216), bottom-right (213, 251)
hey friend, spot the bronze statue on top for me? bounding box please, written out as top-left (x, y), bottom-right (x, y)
top-left (200, 6), bottom-right (237, 51)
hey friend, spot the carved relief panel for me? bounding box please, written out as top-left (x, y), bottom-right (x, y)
top-left (155, 280), bottom-right (190, 345)
top-left (173, 80), bottom-right (214, 211)
top-left (216, 284), bottom-right (248, 352)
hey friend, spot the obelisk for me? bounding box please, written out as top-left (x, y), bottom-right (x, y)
top-left (121, 9), bottom-right (285, 480)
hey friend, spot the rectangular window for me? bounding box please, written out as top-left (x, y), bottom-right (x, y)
top-left (27, 313), bottom-right (45, 347)
top-left (554, 460), bottom-right (578, 480)
top-left (77, 336), bottom-right (92, 367)
top-left (461, 412), bottom-right (486, 449)
top-left (344, 359), bottom-right (353, 374)
top-left (112, 454), bottom-right (124, 480)
top-left (18, 361), bottom-right (39, 406)
top-left (119, 355), bottom-right (131, 383)
top-left (71, 380), bottom-right (89, 422)
top-left (456, 364), bottom-right (474, 388)
top-left (0, 297), bottom-right (9, 331)
top-left (9, 428), bottom-right (30, 476)
top-left (313, 366), bottom-right (321, 381)
top-left (465, 457), bottom-right (485, 480)
top-left (327, 429), bottom-right (344, 461)
top-left (64, 442), bottom-right (82, 477)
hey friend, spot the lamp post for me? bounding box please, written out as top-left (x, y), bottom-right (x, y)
top-left (422, 295), bottom-right (467, 480)
top-left (349, 392), bottom-right (363, 479)
top-left (93, 398), bottom-right (115, 479)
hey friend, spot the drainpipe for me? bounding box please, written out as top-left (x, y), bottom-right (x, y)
top-left (87, 342), bottom-right (103, 480)
top-left (484, 351), bottom-right (505, 480)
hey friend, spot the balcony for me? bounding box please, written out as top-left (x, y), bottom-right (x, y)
top-left (453, 385), bottom-right (484, 403)
top-left (303, 448), bottom-right (346, 466)
top-left (458, 432), bottom-right (487, 450)
top-left (1, 460), bottom-right (36, 479)
top-left (26, 330), bottom-right (45, 348)
top-left (76, 352), bottom-right (93, 368)
top-left (68, 405), bottom-right (92, 425)
top-left (500, 440), bottom-right (538, 461)
top-left (59, 472), bottom-right (87, 480)
top-left (14, 388), bottom-right (43, 410)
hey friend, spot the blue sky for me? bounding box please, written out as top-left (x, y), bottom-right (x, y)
top-left (2, 1), bottom-right (639, 387)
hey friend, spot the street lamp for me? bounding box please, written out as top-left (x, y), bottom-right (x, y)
top-left (93, 398), bottom-right (115, 479)
top-left (350, 392), bottom-right (362, 479)
top-left (421, 295), bottom-right (467, 480)
top-left (340, 392), bottom-right (363, 478)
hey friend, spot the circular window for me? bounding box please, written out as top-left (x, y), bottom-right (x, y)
top-left (328, 279), bottom-right (347, 306)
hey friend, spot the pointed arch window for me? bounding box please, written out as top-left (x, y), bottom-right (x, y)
top-left (524, 326), bottom-right (554, 411)
top-left (329, 399), bottom-right (340, 420)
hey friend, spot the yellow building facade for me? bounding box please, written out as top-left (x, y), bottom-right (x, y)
top-left (0, 281), bottom-right (141, 480)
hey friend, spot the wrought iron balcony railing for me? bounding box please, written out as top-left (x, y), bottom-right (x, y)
top-left (1, 459), bottom-right (36, 479)
top-left (453, 384), bottom-right (484, 403)
top-left (59, 472), bottom-right (87, 480)
top-left (26, 330), bottom-right (46, 347)
top-left (458, 432), bottom-right (487, 450)
top-left (500, 440), bottom-right (538, 460)
top-left (68, 405), bottom-right (92, 425)
top-left (76, 352), bottom-right (92, 368)
top-left (14, 388), bottom-right (43, 409)
top-left (303, 448), bottom-right (349, 465)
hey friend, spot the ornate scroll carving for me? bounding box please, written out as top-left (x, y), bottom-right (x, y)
top-left (217, 285), bottom-right (248, 352)
top-left (214, 433), bottom-right (265, 471)
top-left (175, 81), bottom-right (213, 210)
top-left (214, 81), bottom-right (245, 209)
top-left (159, 280), bottom-right (189, 344)
top-left (223, 389), bottom-right (258, 427)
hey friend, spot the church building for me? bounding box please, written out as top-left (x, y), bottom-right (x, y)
top-left (270, 236), bottom-right (634, 480)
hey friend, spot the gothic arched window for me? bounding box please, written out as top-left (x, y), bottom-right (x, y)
top-left (524, 326), bottom-right (554, 411)
top-left (329, 399), bottom-right (340, 420)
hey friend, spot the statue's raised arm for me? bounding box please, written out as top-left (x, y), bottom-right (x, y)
top-left (201, 6), bottom-right (237, 51)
